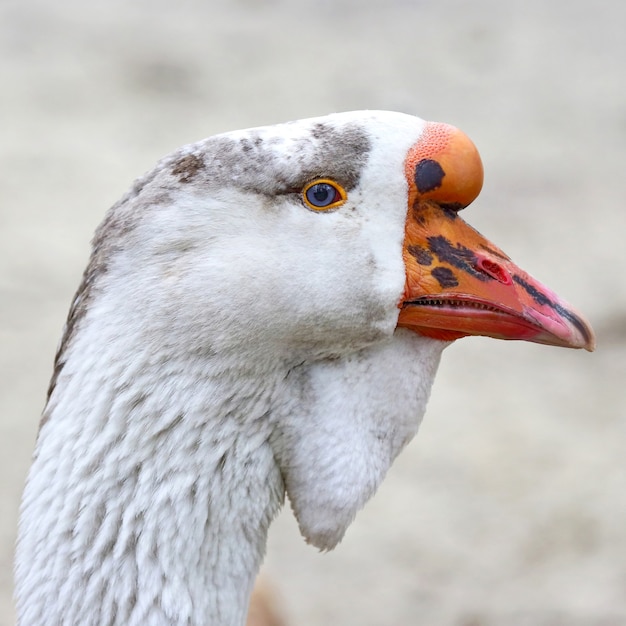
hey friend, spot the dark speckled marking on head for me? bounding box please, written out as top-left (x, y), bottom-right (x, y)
top-left (431, 266), bottom-right (459, 288)
top-left (512, 275), bottom-right (594, 345)
top-left (311, 122), bottom-right (331, 140)
top-left (180, 121), bottom-right (371, 197)
top-left (427, 235), bottom-right (488, 281)
top-left (171, 154), bottom-right (205, 183)
top-left (408, 244), bottom-right (433, 266)
top-left (414, 159), bottom-right (445, 194)
top-left (303, 121), bottom-right (371, 191)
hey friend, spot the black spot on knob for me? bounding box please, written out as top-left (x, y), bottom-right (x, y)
top-left (415, 159), bottom-right (446, 193)
top-left (432, 266), bottom-right (459, 288)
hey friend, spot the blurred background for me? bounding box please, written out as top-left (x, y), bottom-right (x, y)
top-left (1, 0), bottom-right (625, 624)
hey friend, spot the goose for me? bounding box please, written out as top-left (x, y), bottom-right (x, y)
top-left (15, 110), bottom-right (595, 626)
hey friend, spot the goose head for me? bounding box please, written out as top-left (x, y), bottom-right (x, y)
top-left (95, 111), bottom-right (592, 363)
top-left (17, 110), bottom-right (594, 625)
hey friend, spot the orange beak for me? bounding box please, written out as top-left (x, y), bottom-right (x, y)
top-left (397, 123), bottom-right (595, 351)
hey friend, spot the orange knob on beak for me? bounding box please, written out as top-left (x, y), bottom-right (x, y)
top-left (397, 122), bottom-right (595, 351)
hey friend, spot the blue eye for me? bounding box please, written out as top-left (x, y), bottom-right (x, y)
top-left (302, 179), bottom-right (347, 211)
top-left (306, 183), bottom-right (338, 207)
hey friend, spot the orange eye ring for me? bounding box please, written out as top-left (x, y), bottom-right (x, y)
top-left (302, 179), bottom-right (347, 211)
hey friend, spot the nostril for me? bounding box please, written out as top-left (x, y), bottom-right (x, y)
top-left (475, 256), bottom-right (512, 285)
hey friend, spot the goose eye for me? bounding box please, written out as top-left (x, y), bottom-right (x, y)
top-left (302, 179), bottom-right (347, 211)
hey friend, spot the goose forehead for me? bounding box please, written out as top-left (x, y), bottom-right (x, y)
top-left (227, 110), bottom-right (426, 144)
top-left (165, 111), bottom-right (428, 197)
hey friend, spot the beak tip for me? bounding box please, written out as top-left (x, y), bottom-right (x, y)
top-left (584, 334), bottom-right (597, 353)
top-left (565, 321), bottom-right (596, 352)
top-left (568, 310), bottom-right (596, 353)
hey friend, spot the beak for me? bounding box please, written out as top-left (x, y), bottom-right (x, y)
top-left (396, 123), bottom-right (595, 351)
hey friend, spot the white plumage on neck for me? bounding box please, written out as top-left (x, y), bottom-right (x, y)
top-left (275, 330), bottom-right (445, 551)
top-left (15, 111), bottom-right (447, 626)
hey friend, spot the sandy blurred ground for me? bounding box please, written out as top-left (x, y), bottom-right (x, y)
top-left (1, 0), bottom-right (625, 624)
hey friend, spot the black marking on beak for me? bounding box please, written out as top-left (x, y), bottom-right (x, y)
top-left (427, 236), bottom-right (488, 281)
top-left (479, 244), bottom-right (510, 262)
top-left (432, 266), bottom-right (459, 288)
top-left (512, 274), bottom-right (594, 345)
top-left (439, 202), bottom-right (462, 217)
top-left (408, 245), bottom-right (433, 266)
